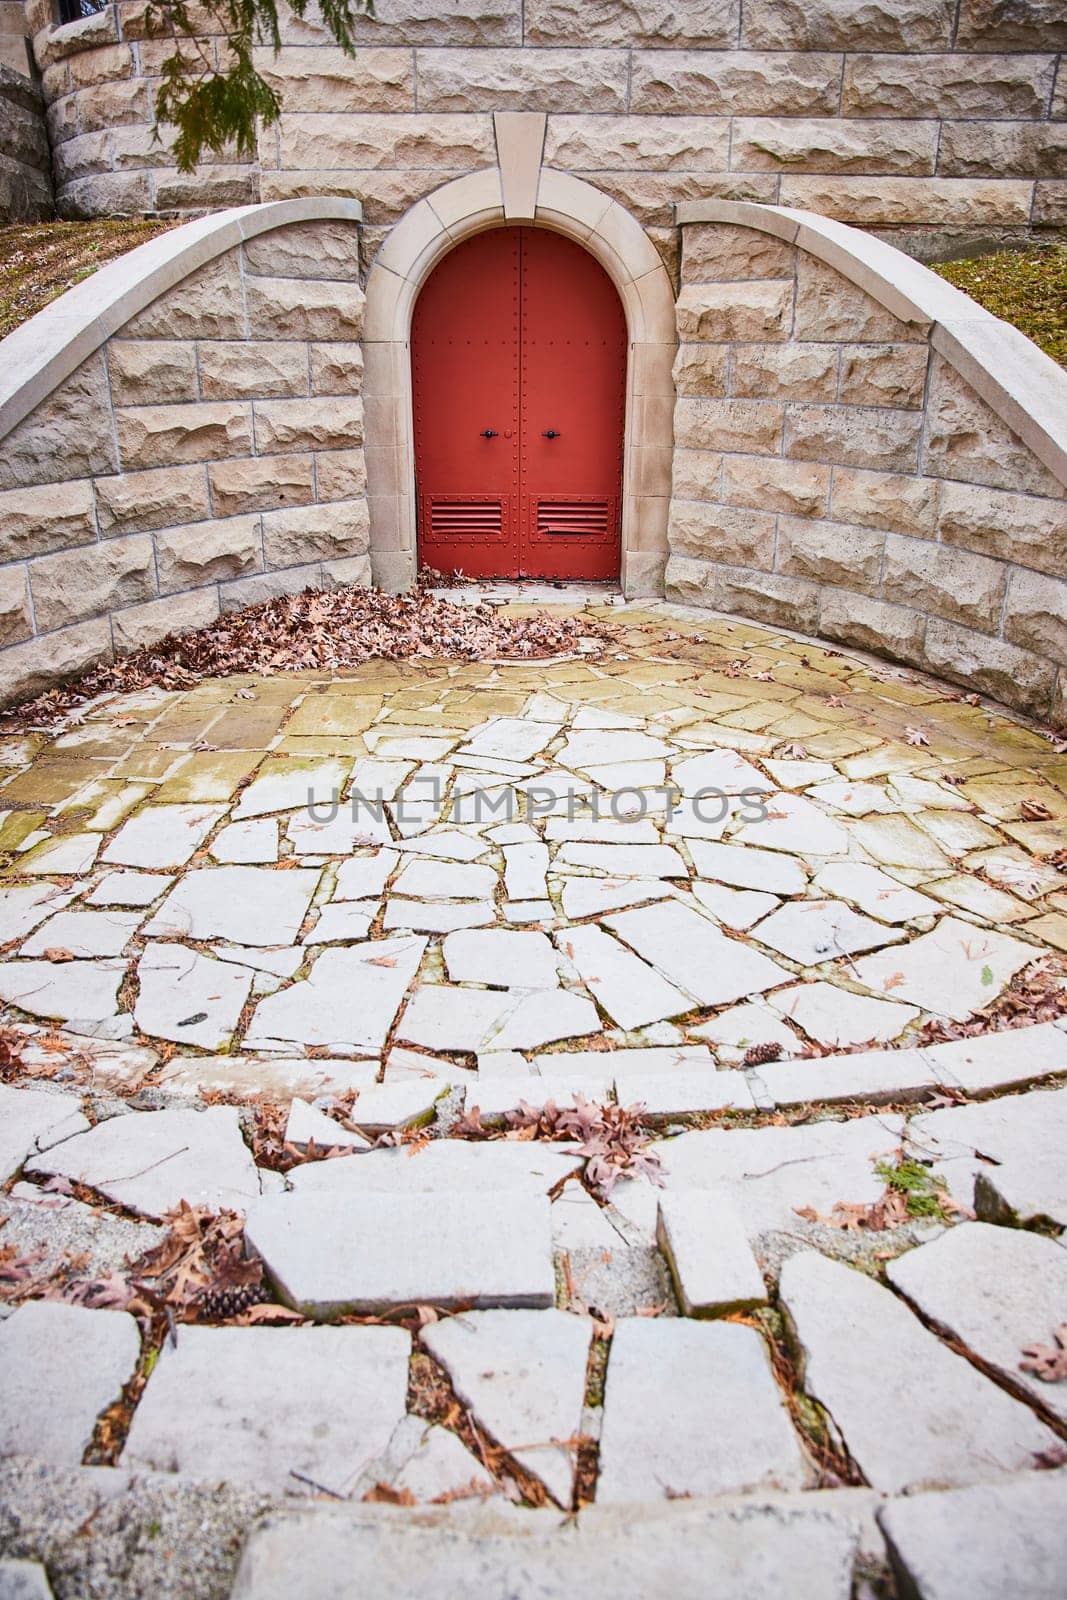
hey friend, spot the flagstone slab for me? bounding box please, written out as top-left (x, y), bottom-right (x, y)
top-left (690, 881), bottom-right (779, 930)
top-left (84, 871), bottom-right (174, 907)
top-left (660, 1116), bottom-right (904, 1236)
top-left (686, 842), bottom-right (806, 895)
top-left (0, 959), bottom-right (124, 1025)
top-left (233, 760), bottom-right (350, 820)
top-left (382, 899), bottom-right (497, 933)
top-left (923, 1020), bottom-right (1067, 1095)
top-left (389, 1420), bottom-right (499, 1504)
top-left (0, 1301), bottom-right (140, 1465)
top-left (25, 1105), bottom-right (262, 1217)
top-left (887, 1223), bottom-right (1067, 1423)
top-left (288, 1139), bottom-right (583, 1196)
top-left (770, 982), bottom-right (918, 1047)
top-left (245, 936), bottom-right (426, 1053)
top-left (557, 731), bottom-right (671, 770)
top-left (395, 831), bottom-right (489, 861)
top-left (597, 1319), bottom-right (807, 1503)
top-left (672, 751), bottom-right (773, 796)
top-left (423, 1309), bottom-right (593, 1507)
top-left (692, 1002), bottom-right (801, 1063)
top-left (852, 917), bottom-right (1034, 1022)
top-left (551, 1182), bottom-right (627, 1251)
top-left (209, 819), bottom-right (279, 864)
top-left (287, 806), bottom-right (393, 852)
top-left (778, 1252), bottom-right (1055, 1494)
top-left (877, 1475), bottom-right (1067, 1600)
top-left (751, 901), bottom-right (904, 966)
top-left (557, 876), bottom-right (672, 919)
top-left (962, 845), bottom-right (1063, 901)
top-left (18, 834), bottom-right (101, 875)
top-left (0, 1083), bottom-right (89, 1183)
top-left (0, 884), bottom-right (69, 942)
top-left (123, 1324), bottom-right (410, 1494)
top-left (554, 843), bottom-right (688, 878)
top-left (909, 1089), bottom-right (1067, 1230)
top-left (135, 942), bottom-right (253, 1049)
top-left (657, 1192), bottom-right (767, 1316)
top-left (502, 843), bottom-right (549, 902)
top-left (333, 850), bottom-right (399, 899)
top-left (473, 1072), bottom-right (613, 1120)
top-left (285, 1097), bottom-right (371, 1151)
top-left (245, 1191), bottom-right (555, 1316)
top-left (399, 984), bottom-right (600, 1053)
top-left (812, 863), bottom-right (938, 924)
top-left (21, 909), bottom-right (143, 959)
top-left (733, 794), bottom-right (849, 857)
top-left (443, 929), bottom-right (560, 990)
top-left (348, 1076), bottom-right (451, 1132)
top-left (392, 859), bottom-right (498, 900)
top-left (750, 1048), bottom-right (939, 1107)
top-left (460, 718), bottom-right (557, 762)
top-left (0, 1560), bottom-right (54, 1600)
top-left (849, 816), bottom-right (951, 872)
top-left (101, 804), bottom-right (224, 868)
top-left (605, 901), bottom-right (790, 1008)
top-left (555, 925), bottom-right (692, 1029)
top-left (303, 901), bottom-right (376, 943)
top-left (541, 1046), bottom-right (715, 1080)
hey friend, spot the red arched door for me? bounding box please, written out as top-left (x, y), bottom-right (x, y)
top-left (412, 226), bottom-right (626, 581)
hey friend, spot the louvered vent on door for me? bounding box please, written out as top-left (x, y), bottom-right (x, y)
top-left (537, 500), bottom-right (610, 537)
top-left (429, 498), bottom-right (503, 538)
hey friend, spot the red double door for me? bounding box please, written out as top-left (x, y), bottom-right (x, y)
top-left (412, 226), bottom-right (626, 581)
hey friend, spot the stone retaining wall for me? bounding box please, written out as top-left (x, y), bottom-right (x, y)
top-left (0, 202), bottom-right (368, 706)
top-left (666, 206), bottom-right (1067, 722)
top-left (23, 0), bottom-right (1067, 255)
top-left (0, 58), bottom-right (51, 218)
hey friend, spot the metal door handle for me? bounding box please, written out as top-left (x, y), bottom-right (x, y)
top-left (479, 428), bottom-right (498, 438)
top-left (542, 429), bottom-right (561, 439)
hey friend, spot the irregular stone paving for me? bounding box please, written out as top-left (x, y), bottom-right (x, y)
top-left (2, 596), bottom-right (1067, 1593)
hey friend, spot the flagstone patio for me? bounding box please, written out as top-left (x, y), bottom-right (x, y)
top-left (1, 593), bottom-right (1066, 1598)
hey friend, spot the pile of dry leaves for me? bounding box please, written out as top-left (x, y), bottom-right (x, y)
top-left (456, 1095), bottom-right (662, 1199)
top-left (915, 958), bottom-right (1067, 1046)
top-left (0, 582), bottom-right (606, 730)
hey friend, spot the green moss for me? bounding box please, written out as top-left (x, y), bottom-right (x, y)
top-left (0, 219), bottom-right (179, 340)
top-left (933, 245), bottom-right (1067, 368)
top-left (875, 1157), bottom-right (949, 1218)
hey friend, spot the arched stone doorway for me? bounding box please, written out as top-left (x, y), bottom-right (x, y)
top-left (361, 115), bottom-right (677, 597)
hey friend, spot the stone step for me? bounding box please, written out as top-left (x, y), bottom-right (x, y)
top-left (243, 1190), bottom-right (556, 1318)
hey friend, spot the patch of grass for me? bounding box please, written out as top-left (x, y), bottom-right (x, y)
top-left (0, 219), bottom-right (179, 340)
top-left (875, 1157), bottom-right (947, 1219)
top-left (933, 245), bottom-right (1067, 368)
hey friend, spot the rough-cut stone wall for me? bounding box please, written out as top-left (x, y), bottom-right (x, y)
top-left (0, 216), bottom-right (368, 705)
top-left (665, 221), bottom-right (1067, 722)
top-left (0, 58), bottom-right (51, 218)
top-left (24, 0), bottom-right (1067, 256)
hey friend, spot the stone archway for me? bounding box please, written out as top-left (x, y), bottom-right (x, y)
top-left (361, 114), bottom-right (676, 597)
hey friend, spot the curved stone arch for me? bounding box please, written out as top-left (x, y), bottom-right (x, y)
top-left (362, 165), bottom-right (677, 596)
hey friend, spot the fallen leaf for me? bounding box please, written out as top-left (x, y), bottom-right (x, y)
top-left (1020, 1324), bottom-right (1067, 1383)
top-left (905, 726), bottom-right (930, 747)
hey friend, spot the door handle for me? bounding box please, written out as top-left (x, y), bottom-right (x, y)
top-left (479, 428), bottom-right (498, 438)
top-left (542, 429), bottom-right (561, 439)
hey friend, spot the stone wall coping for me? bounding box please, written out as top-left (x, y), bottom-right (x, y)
top-left (0, 196), bottom-right (364, 442)
top-left (676, 200), bottom-right (1067, 492)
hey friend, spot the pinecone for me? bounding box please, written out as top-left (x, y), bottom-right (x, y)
top-left (742, 1041), bottom-right (782, 1067)
top-left (198, 1280), bottom-right (262, 1320)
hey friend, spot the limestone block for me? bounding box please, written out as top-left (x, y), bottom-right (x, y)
top-left (112, 587), bottom-right (220, 652)
top-left (544, 114), bottom-right (729, 172)
top-left (220, 563), bottom-right (324, 612)
top-left (0, 479), bottom-right (96, 560)
top-left (37, 6), bottom-right (118, 63)
top-left (676, 281), bottom-right (792, 343)
top-left (153, 167), bottom-right (258, 212)
top-left (680, 222), bottom-right (794, 282)
top-left (670, 449), bottom-right (723, 500)
top-left (524, 0), bottom-right (736, 47)
top-left (277, 0), bottom-right (521, 47)
top-left (315, 449), bottom-right (369, 501)
top-left (123, 254), bottom-right (247, 341)
top-left (66, 41), bottom-right (134, 85)
top-left (322, 553), bottom-right (371, 588)
top-left (794, 256), bottom-right (913, 342)
top-left (672, 343), bottom-right (729, 397)
top-left (664, 551), bottom-right (718, 606)
top-left (1003, 569), bottom-right (1067, 665)
top-left (551, 170), bottom-right (781, 229)
top-left (786, 405), bottom-right (921, 473)
top-left (52, 129), bottom-right (110, 184)
top-left (208, 454), bottom-right (316, 516)
top-left (838, 344), bottom-right (927, 409)
top-left (922, 357), bottom-right (1062, 498)
top-left (956, 0), bottom-right (1067, 51)
top-left (722, 456), bottom-right (830, 518)
top-left (741, 0), bottom-right (954, 50)
top-left (0, 618), bottom-right (112, 706)
top-left (94, 463), bottom-right (211, 537)
top-left (58, 169), bottom-right (152, 219)
top-left (75, 78), bottom-right (150, 134)
top-left (632, 49), bottom-right (841, 116)
top-left (197, 340), bottom-right (309, 401)
top-left (938, 480), bottom-right (1067, 578)
top-left (0, 355), bottom-right (117, 490)
top-left (675, 397), bottom-right (783, 455)
top-left (1032, 181), bottom-right (1067, 224)
top-left (939, 121), bottom-right (1067, 179)
top-left (730, 344), bottom-right (838, 402)
top-left (254, 47), bottom-right (414, 114)
top-left (713, 565), bottom-right (822, 633)
top-left (841, 52), bottom-right (1057, 119)
top-left (275, 112), bottom-right (493, 172)
top-left (29, 534), bottom-right (155, 631)
top-left (254, 396), bottom-right (363, 454)
top-left (154, 515), bottom-right (262, 593)
top-left (778, 175), bottom-right (1034, 226)
top-left (0, 1300), bottom-right (140, 1465)
top-left (881, 532), bottom-right (1005, 632)
top-left (668, 500), bottom-right (775, 567)
top-left (107, 339), bottom-right (199, 406)
top-left (732, 117), bottom-right (936, 176)
top-left (258, 168), bottom-right (452, 224)
top-left (416, 47), bottom-right (627, 112)
top-left (829, 466), bottom-right (938, 539)
top-left (261, 498), bottom-right (370, 567)
top-left (818, 589), bottom-right (926, 665)
top-left (311, 343), bottom-right (364, 395)
top-left (244, 276), bottom-right (364, 342)
top-left (116, 402), bottom-right (253, 470)
top-left (923, 618), bottom-right (1057, 716)
top-left (0, 565), bottom-right (32, 645)
top-left (776, 515), bottom-right (884, 592)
